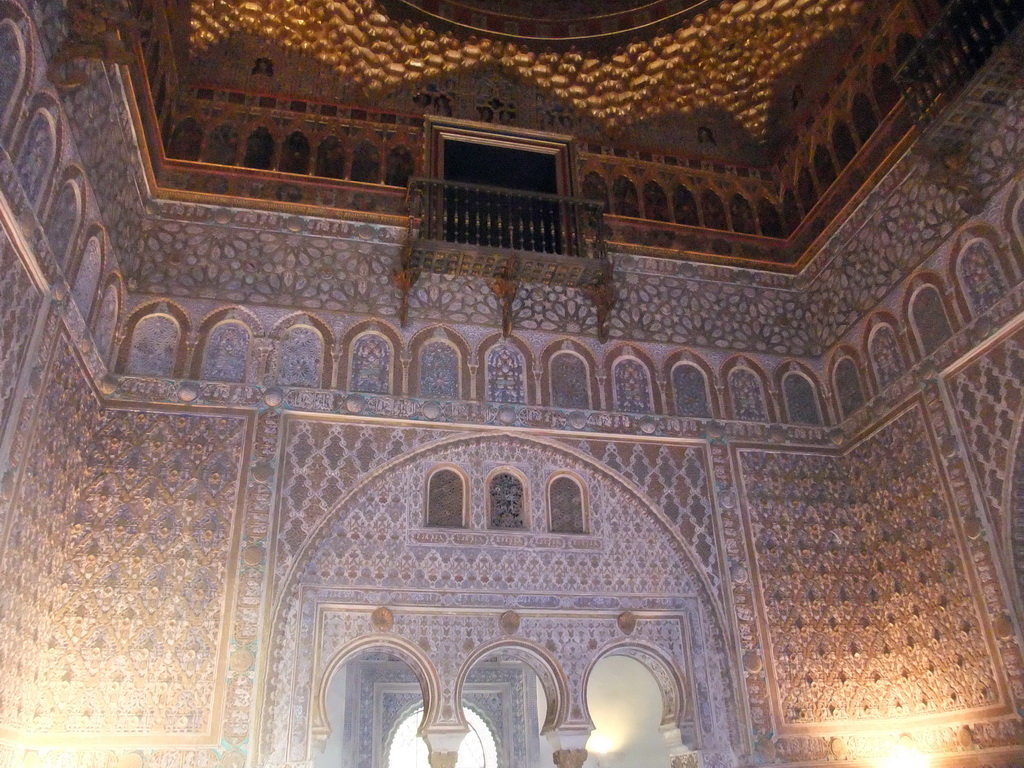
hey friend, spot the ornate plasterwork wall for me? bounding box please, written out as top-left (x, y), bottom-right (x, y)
top-left (261, 424), bottom-right (738, 764)
top-left (948, 325), bottom-right (1024, 609)
top-left (1, 0), bottom-right (1024, 766)
top-left (736, 404), bottom-right (1019, 760)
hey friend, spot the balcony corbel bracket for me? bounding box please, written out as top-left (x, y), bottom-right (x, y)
top-left (489, 255), bottom-right (521, 339)
top-left (49, 0), bottom-right (142, 89)
top-left (581, 265), bottom-right (616, 343)
top-left (393, 232), bottom-right (420, 328)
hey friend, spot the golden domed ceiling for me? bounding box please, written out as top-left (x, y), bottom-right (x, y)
top-left (187, 0), bottom-right (875, 156)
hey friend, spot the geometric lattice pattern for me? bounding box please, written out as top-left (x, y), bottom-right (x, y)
top-left (949, 326), bottom-right (1024, 584)
top-left (740, 406), bottom-right (1001, 724)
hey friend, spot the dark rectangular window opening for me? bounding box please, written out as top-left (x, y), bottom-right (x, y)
top-left (441, 141), bottom-right (563, 252)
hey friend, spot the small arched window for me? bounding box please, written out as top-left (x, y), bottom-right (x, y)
top-left (671, 363), bottom-right (711, 418)
top-left (16, 111), bottom-right (56, 204)
top-left (956, 240), bottom-right (1006, 315)
top-left (549, 475), bottom-right (585, 534)
top-left (126, 314), bottom-right (179, 377)
top-left (613, 357), bottom-right (653, 414)
top-left (813, 145), bottom-right (837, 190)
top-left (350, 332), bottom-right (392, 394)
top-left (384, 145), bottom-right (414, 187)
top-left (583, 172), bottom-right (609, 212)
top-left (167, 117), bottom-right (203, 161)
top-left (45, 180), bottom-right (81, 267)
top-left (729, 367), bottom-right (768, 422)
top-left (419, 339), bottom-right (460, 398)
top-left (872, 63), bottom-right (901, 115)
top-left (869, 324), bottom-right (905, 390)
top-left (910, 285), bottom-right (953, 356)
top-left (782, 372), bottom-right (823, 425)
top-left (831, 122), bottom-right (857, 168)
top-left (782, 189), bottom-right (801, 234)
top-left (71, 237), bottom-right (102, 321)
top-left (834, 357), bottom-right (865, 420)
top-left (201, 321), bottom-right (251, 382)
top-left (700, 189), bottom-right (727, 230)
top-left (729, 194), bottom-right (756, 234)
top-left (489, 471), bottom-right (525, 529)
top-left (0, 20), bottom-right (26, 136)
top-left (757, 200), bottom-right (784, 239)
top-left (485, 343), bottom-right (526, 404)
top-left (278, 325), bottom-right (323, 387)
top-left (797, 167), bottom-right (818, 213)
top-left (426, 468), bottom-right (465, 528)
top-left (852, 92), bottom-right (878, 143)
top-left (351, 141), bottom-right (381, 183)
top-left (550, 351), bottom-right (591, 409)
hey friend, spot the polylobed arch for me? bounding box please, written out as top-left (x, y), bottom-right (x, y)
top-left (583, 640), bottom-right (688, 731)
top-left (314, 634), bottom-right (442, 742)
top-left (259, 431), bottom-right (740, 765)
top-left (455, 638), bottom-right (571, 735)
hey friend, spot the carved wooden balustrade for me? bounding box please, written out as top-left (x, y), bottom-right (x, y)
top-left (398, 177), bottom-right (615, 339)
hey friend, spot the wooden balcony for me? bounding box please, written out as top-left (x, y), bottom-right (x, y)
top-left (398, 178), bottom-right (615, 339)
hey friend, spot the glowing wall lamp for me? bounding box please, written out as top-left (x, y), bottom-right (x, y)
top-left (880, 738), bottom-right (929, 768)
top-left (586, 733), bottom-right (614, 767)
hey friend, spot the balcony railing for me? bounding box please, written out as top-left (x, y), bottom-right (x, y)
top-left (896, 0), bottom-right (1022, 125)
top-left (405, 177), bottom-right (608, 283)
top-left (399, 177), bottom-right (615, 339)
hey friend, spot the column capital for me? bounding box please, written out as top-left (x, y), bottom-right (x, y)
top-left (551, 748), bottom-right (589, 768)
